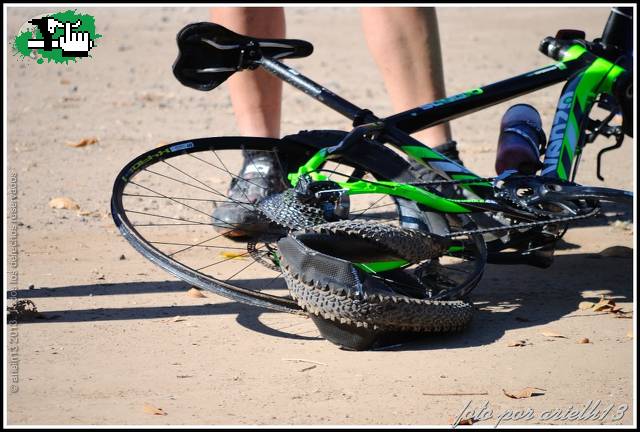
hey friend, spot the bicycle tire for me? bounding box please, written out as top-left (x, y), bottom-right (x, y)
top-left (277, 224), bottom-right (474, 332)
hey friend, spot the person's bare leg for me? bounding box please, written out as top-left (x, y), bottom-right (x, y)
top-left (361, 7), bottom-right (452, 146)
top-left (211, 7), bottom-right (285, 138)
top-left (210, 8), bottom-right (286, 237)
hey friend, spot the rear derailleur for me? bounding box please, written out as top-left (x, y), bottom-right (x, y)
top-left (294, 174), bottom-right (351, 222)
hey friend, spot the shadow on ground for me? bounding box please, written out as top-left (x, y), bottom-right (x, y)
top-left (12, 250), bottom-right (633, 350)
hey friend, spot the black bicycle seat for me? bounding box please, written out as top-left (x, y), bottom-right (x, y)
top-left (173, 22), bottom-right (314, 91)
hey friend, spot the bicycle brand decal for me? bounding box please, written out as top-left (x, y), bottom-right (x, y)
top-left (12, 9), bottom-right (101, 64)
top-left (419, 88), bottom-right (483, 110)
top-left (526, 63), bottom-right (567, 76)
top-left (122, 148), bottom-right (173, 182)
top-left (170, 142), bottom-right (195, 152)
top-left (541, 76), bottom-right (581, 177)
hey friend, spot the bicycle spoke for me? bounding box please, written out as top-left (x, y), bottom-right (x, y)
top-left (122, 192), bottom-right (230, 203)
top-left (350, 202), bottom-right (395, 215)
top-left (167, 230), bottom-right (248, 257)
top-left (129, 180), bottom-right (283, 235)
top-left (188, 150), bottom-right (266, 190)
top-left (133, 223), bottom-right (208, 227)
top-left (196, 246), bottom-right (266, 272)
top-left (327, 162), bottom-right (342, 180)
top-left (271, 151), bottom-right (290, 190)
top-left (144, 167), bottom-right (234, 201)
top-left (350, 195), bottom-right (388, 218)
top-left (243, 145), bottom-right (288, 191)
top-left (150, 241), bottom-right (247, 251)
top-left (225, 259), bottom-right (261, 282)
top-left (261, 273), bottom-right (285, 291)
top-left (127, 181), bottom-right (247, 208)
top-left (159, 158), bottom-right (268, 211)
top-left (161, 159), bottom-right (227, 195)
top-left (208, 149), bottom-right (262, 207)
top-left (124, 209), bottom-right (210, 225)
top-left (129, 180), bottom-right (225, 220)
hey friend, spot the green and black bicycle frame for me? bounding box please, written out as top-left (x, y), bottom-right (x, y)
top-left (269, 40), bottom-right (627, 210)
top-left (257, 36), bottom-right (631, 271)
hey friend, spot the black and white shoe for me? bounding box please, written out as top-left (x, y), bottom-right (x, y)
top-left (211, 151), bottom-right (286, 238)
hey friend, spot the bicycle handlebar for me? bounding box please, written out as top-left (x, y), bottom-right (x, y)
top-left (539, 33), bottom-right (633, 138)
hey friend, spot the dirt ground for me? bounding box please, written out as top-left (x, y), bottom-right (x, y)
top-left (5, 6), bottom-right (635, 426)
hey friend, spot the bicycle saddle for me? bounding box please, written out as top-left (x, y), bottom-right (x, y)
top-left (173, 22), bottom-right (314, 91)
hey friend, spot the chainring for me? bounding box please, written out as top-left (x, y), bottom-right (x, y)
top-left (493, 175), bottom-right (599, 218)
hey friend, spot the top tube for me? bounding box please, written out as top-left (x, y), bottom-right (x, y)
top-left (384, 55), bottom-right (588, 136)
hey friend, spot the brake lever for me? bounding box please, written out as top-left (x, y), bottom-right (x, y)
top-left (583, 109), bottom-right (624, 182)
top-left (595, 125), bottom-right (624, 181)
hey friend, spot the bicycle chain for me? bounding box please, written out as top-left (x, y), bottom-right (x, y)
top-left (444, 207), bottom-right (599, 239)
top-left (409, 175), bottom-right (601, 239)
top-left (256, 176), bottom-right (601, 242)
top-left (409, 176), bottom-right (497, 187)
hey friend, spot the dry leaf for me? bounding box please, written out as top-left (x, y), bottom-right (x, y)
top-left (60, 78), bottom-right (71, 85)
top-left (578, 301), bottom-right (595, 310)
top-left (143, 403), bottom-right (167, 416)
top-left (448, 416), bottom-right (476, 426)
top-left (592, 297), bottom-right (616, 312)
top-left (502, 387), bottom-right (546, 399)
top-left (540, 331), bottom-right (566, 338)
top-left (220, 251), bottom-right (245, 259)
top-left (65, 137), bottom-right (99, 148)
top-left (626, 330), bottom-right (633, 338)
top-left (49, 197), bottom-right (80, 210)
top-left (507, 340), bottom-right (527, 347)
top-left (577, 338), bottom-right (590, 344)
top-left (7, 299), bottom-right (41, 321)
top-left (187, 287), bottom-right (206, 298)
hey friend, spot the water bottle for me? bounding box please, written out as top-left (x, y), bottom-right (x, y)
top-left (495, 104), bottom-right (546, 175)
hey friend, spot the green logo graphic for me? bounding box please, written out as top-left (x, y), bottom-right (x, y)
top-left (12, 10), bottom-right (101, 64)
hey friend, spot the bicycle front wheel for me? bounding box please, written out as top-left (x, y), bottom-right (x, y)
top-left (111, 135), bottom-right (426, 313)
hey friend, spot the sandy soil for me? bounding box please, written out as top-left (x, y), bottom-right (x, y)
top-left (5, 6), bottom-right (635, 426)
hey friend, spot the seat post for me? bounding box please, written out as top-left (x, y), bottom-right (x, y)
top-left (259, 57), bottom-right (378, 124)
